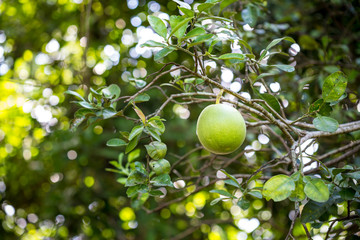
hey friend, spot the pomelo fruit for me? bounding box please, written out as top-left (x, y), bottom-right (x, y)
top-left (196, 104), bottom-right (246, 155)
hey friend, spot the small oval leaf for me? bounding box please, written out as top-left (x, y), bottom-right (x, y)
top-left (129, 125), bottom-right (144, 141)
top-left (148, 15), bottom-right (168, 39)
top-left (210, 189), bottom-right (233, 198)
top-left (313, 115), bottom-right (339, 132)
top-left (141, 40), bottom-right (167, 48)
top-left (304, 178), bottom-right (329, 202)
top-left (169, 16), bottom-right (191, 39)
top-left (266, 37), bottom-right (295, 50)
top-left (273, 64), bottom-right (295, 72)
top-left (151, 174), bottom-right (173, 187)
top-left (150, 159), bottom-right (171, 175)
top-left (101, 84), bottom-right (121, 99)
top-left (106, 138), bottom-right (127, 147)
top-left (218, 53), bottom-right (245, 60)
top-left (322, 71), bottom-right (348, 103)
top-left (185, 27), bottom-right (206, 39)
top-left (262, 175), bottom-right (295, 202)
top-left (154, 47), bottom-right (175, 61)
top-left (145, 141), bottom-right (167, 160)
top-left (241, 5), bottom-right (258, 27)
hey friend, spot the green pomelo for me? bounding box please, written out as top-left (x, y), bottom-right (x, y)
top-left (196, 104), bottom-right (246, 155)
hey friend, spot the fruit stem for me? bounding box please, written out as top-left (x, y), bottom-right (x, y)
top-left (216, 89), bottom-right (224, 104)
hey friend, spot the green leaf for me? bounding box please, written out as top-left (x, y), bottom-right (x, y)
top-left (148, 15), bottom-right (167, 39)
top-left (262, 175), bottom-right (295, 202)
top-left (311, 222), bottom-right (323, 229)
top-left (241, 5), bottom-right (258, 27)
top-left (87, 92), bottom-right (93, 103)
top-left (149, 189), bottom-right (164, 196)
top-left (178, 7), bottom-right (194, 17)
top-left (308, 99), bottom-right (332, 116)
top-left (70, 116), bottom-right (86, 131)
top-left (120, 131), bottom-right (129, 140)
top-left (148, 116), bottom-right (166, 122)
top-left (126, 184), bottom-right (148, 198)
top-left (134, 93), bottom-right (150, 103)
top-left (289, 172), bottom-right (306, 201)
top-left (185, 27), bottom-right (206, 39)
top-left (188, 34), bottom-right (213, 47)
top-left (304, 178), bottom-right (329, 202)
top-left (237, 198), bottom-right (250, 210)
top-left (301, 195), bottom-right (342, 223)
top-left (220, 0), bottom-right (238, 12)
top-left (133, 161), bottom-right (147, 174)
top-left (246, 172), bottom-right (262, 185)
top-left (220, 169), bottom-right (241, 188)
top-left (132, 105), bottom-right (146, 123)
top-left (148, 117), bottom-right (165, 134)
top-left (101, 84), bottom-right (121, 99)
top-left (259, 93), bottom-right (281, 113)
top-left (210, 189), bottom-right (233, 198)
top-left (106, 138), bottom-right (127, 147)
top-left (272, 64), bottom-right (295, 72)
top-left (339, 188), bottom-right (356, 200)
top-left (102, 108), bottom-right (118, 119)
top-left (259, 50), bottom-right (268, 62)
top-left (218, 53), bottom-right (245, 60)
top-left (65, 90), bottom-right (86, 101)
top-left (248, 191), bottom-right (262, 199)
top-left (238, 39), bottom-right (253, 53)
top-left (129, 125), bottom-right (144, 141)
top-left (125, 134), bottom-right (140, 154)
top-left (329, 93), bottom-right (347, 106)
top-left (77, 101), bottom-right (97, 109)
top-left (109, 160), bottom-right (120, 169)
top-left (208, 39), bottom-right (220, 53)
top-left (145, 126), bottom-right (162, 142)
top-left (145, 141), bottom-right (167, 160)
top-left (160, 83), bottom-right (184, 92)
top-left (128, 148), bottom-right (141, 162)
top-left (150, 159), bottom-right (171, 175)
top-left (210, 198), bottom-right (222, 206)
top-left (90, 87), bottom-right (101, 96)
top-left (74, 108), bottom-right (95, 118)
top-left (266, 37), bottom-right (296, 51)
top-left (117, 178), bottom-right (127, 185)
top-left (151, 174), bottom-right (173, 187)
top-left (129, 78), bottom-right (147, 89)
top-left (224, 179), bottom-right (240, 188)
top-left (197, 3), bottom-right (215, 13)
top-left (313, 115), bottom-right (339, 132)
top-left (349, 180), bottom-right (360, 192)
top-left (169, 16), bottom-right (191, 39)
top-left (125, 169), bottom-right (147, 187)
top-left (141, 40), bottom-right (167, 48)
top-left (154, 47), bottom-right (175, 61)
top-left (328, 166), bottom-right (353, 177)
top-left (173, 0), bottom-right (191, 10)
top-left (344, 171), bottom-right (360, 179)
top-left (322, 71), bottom-right (348, 102)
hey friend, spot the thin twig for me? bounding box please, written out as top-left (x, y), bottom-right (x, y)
top-left (285, 209), bottom-right (299, 240)
top-left (302, 223), bottom-right (313, 240)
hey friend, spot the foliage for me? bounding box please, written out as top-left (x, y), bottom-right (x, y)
top-left (0, 0), bottom-right (360, 239)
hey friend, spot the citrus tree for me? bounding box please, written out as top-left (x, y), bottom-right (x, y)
top-left (64, 0), bottom-right (360, 238)
top-left (1, 0), bottom-right (360, 239)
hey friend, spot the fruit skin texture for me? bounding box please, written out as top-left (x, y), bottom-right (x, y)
top-left (196, 104), bottom-right (246, 155)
